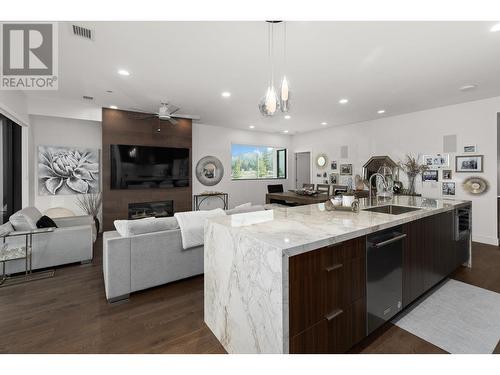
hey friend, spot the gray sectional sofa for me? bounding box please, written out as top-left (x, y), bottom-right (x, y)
top-left (102, 204), bottom-right (266, 302)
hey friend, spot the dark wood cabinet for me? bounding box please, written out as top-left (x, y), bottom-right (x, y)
top-left (289, 208), bottom-right (470, 354)
top-left (289, 237), bottom-right (366, 353)
top-left (402, 210), bottom-right (459, 307)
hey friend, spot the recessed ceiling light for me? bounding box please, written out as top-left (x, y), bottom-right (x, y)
top-left (459, 84), bottom-right (477, 92)
top-left (338, 98), bottom-right (349, 104)
top-left (321, 122), bottom-right (328, 125)
top-left (283, 130), bottom-right (289, 134)
top-left (284, 115), bottom-right (291, 119)
top-left (221, 91), bottom-right (231, 98)
top-left (490, 23), bottom-right (500, 32)
top-left (118, 69), bottom-right (130, 76)
top-left (110, 105), bottom-right (118, 109)
top-left (249, 125), bottom-right (255, 129)
top-left (377, 109), bottom-right (386, 114)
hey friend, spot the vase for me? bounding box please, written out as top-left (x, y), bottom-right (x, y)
top-left (94, 217), bottom-right (100, 234)
top-left (407, 175), bottom-right (417, 195)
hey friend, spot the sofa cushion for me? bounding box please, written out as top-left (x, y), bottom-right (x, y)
top-left (9, 207), bottom-right (43, 231)
top-left (226, 205), bottom-right (266, 215)
top-left (0, 222), bottom-right (14, 236)
top-left (36, 215), bottom-right (58, 229)
top-left (114, 216), bottom-right (179, 237)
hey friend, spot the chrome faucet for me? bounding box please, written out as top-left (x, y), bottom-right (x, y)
top-left (369, 173), bottom-right (388, 202)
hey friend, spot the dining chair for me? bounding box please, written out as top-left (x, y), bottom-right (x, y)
top-left (332, 184), bottom-right (348, 196)
top-left (267, 184), bottom-right (297, 206)
top-left (302, 183), bottom-right (315, 190)
top-left (316, 184), bottom-right (331, 195)
top-left (267, 184), bottom-right (284, 193)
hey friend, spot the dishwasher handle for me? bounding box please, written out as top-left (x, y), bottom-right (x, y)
top-left (373, 233), bottom-right (407, 248)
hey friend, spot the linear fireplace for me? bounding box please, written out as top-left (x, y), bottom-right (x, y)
top-left (128, 200), bottom-right (174, 220)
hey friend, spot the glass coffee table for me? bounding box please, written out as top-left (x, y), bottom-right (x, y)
top-left (0, 227), bottom-right (55, 286)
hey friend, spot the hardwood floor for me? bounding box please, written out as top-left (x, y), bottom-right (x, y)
top-left (0, 240), bottom-right (498, 354)
top-left (0, 237), bottom-right (225, 354)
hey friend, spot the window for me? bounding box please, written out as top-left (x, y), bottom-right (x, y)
top-left (231, 144), bottom-right (287, 180)
top-left (0, 114), bottom-right (22, 224)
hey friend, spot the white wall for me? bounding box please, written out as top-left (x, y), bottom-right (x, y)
top-left (0, 91), bottom-right (29, 126)
top-left (192, 123), bottom-right (293, 209)
top-left (27, 97), bottom-right (101, 122)
top-left (292, 96), bottom-right (500, 245)
top-left (29, 115), bottom-right (102, 221)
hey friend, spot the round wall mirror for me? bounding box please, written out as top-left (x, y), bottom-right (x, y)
top-left (316, 153), bottom-right (328, 169)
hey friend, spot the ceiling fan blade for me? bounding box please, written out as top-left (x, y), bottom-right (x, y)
top-left (171, 113), bottom-right (201, 120)
top-left (167, 104), bottom-right (180, 114)
top-left (168, 118), bottom-right (178, 125)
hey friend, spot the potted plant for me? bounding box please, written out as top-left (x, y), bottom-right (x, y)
top-left (76, 193), bottom-right (102, 233)
top-left (398, 154), bottom-right (428, 195)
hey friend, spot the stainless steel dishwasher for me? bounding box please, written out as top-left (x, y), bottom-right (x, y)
top-left (366, 226), bottom-right (406, 334)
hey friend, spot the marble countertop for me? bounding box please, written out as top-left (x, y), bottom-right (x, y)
top-left (208, 196), bottom-right (471, 257)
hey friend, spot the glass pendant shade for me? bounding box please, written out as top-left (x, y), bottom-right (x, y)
top-left (259, 86), bottom-right (279, 116)
top-left (280, 76), bottom-right (290, 112)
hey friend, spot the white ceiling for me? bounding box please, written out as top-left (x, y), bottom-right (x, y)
top-left (25, 21), bottom-right (500, 134)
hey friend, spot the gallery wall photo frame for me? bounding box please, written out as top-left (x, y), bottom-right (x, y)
top-left (422, 170), bottom-right (439, 182)
top-left (455, 155), bottom-right (484, 173)
top-left (340, 164), bottom-right (353, 175)
top-left (422, 153), bottom-right (449, 169)
top-left (463, 145), bottom-right (477, 153)
top-left (442, 182), bottom-right (456, 196)
top-left (442, 169), bottom-right (452, 180)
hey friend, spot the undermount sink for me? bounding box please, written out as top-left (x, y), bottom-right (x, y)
top-left (362, 205), bottom-right (422, 215)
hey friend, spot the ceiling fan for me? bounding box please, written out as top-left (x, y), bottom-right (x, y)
top-left (130, 102), bottom-right (200, 127)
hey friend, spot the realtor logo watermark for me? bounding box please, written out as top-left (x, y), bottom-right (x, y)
top-left (0, 22), bottom-right (58, 90)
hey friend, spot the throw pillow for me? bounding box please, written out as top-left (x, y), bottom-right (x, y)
top-left (36, 215), bottom-right (58, 229)
top-left (9, 207), bottom-right (43, 231)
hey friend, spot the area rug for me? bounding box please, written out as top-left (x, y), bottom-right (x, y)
top-left (392, 279), bottom-right (500, 354)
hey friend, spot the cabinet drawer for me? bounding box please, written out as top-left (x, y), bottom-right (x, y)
top-left (289, 237), bottom-right (366, 337)
top-left (289, 297), bottom-right (366, 354)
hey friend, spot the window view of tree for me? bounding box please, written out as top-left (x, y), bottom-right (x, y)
top-left (231, 144), bottom-right (287, 180)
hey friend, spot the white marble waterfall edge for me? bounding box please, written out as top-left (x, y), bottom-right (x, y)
top-left (204, 220), bottom-right (286, 353)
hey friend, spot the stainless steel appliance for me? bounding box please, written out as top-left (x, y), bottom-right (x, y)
top-left (366, 226), bottom-right (405, 334)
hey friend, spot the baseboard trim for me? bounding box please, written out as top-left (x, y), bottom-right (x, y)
top-left (472, 235), bottom-right (499, 246)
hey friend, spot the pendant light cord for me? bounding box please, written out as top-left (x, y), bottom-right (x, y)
top-left (270, 23), bottom-right (274, 87)
top-left (283, 21), bottom-right (287, 72)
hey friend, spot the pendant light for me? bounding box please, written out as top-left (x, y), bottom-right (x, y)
top-left (259, 22), bottom-right (279, 116)
top-left (280, 22), bottom-right (290, 113)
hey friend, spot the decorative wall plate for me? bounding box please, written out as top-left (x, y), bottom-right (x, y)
top-left (462, 176), bottom-right (488, 195)
top-left (195, 156), bottom-right (224, 186)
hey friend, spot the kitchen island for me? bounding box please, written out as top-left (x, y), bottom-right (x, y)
top-left (204, 196), bottom-right (472, 354)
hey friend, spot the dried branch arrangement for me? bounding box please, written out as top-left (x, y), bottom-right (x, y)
top-left (76, 193), bottom-right (102, 218)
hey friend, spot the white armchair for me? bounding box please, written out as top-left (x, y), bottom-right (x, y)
top-left (1, 207), bottom-right (95, 274)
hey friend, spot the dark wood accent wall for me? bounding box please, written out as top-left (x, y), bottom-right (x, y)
top-left (102, 108), bottom-right (192, 231)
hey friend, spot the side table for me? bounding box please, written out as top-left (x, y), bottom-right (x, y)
top-left (0, 227), bottom-right (55, 287)
top-left (193, 193), bottom-right (229, 211)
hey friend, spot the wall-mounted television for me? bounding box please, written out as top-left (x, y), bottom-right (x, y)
top-left (110, 144), bottom-right (190, 189)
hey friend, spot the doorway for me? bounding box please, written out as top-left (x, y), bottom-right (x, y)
top-left (295, 151), bottom-right (311, 189)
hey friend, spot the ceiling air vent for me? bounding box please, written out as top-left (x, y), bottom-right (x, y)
top-left (82, 95), bottom-right (94, 101)
top-left (72, 25), bottom-right (94, 40)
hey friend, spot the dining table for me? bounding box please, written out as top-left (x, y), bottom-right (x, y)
top-left (265, 191), bottom-right (329, 206)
